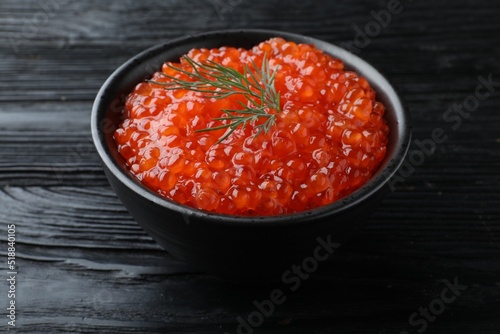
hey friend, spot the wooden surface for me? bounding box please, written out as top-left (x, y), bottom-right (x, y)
top-left (1, 0), bottom-right (499, 333)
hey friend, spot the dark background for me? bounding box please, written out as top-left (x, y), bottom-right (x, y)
top-left (1, 0), bottom-right (499, 333)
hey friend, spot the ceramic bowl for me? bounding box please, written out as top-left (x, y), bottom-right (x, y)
top-left (91, 29), bottom-right (411, 278)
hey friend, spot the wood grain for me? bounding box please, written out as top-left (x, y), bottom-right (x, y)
top-left (0, 0), bottom-right (499, 333)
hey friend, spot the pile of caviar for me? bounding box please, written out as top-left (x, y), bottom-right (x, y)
top-left (114, 38), bottom-right (389, 216)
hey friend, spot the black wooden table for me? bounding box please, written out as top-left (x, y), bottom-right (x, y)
top-left (1, 1), bottom-right (499, 333)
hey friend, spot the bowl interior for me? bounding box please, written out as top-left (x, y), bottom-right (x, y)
top-left (91, 29), bottom-right (411, 224)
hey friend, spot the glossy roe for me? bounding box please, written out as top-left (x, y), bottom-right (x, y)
top-left (114, 38), bottom-right (389, 216)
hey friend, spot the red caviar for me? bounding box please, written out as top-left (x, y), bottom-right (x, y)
top-left (114, 38), bottom-right (389, 216)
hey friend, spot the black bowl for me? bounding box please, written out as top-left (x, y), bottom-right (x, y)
top-left (91, 29), bottom-right (411, 279)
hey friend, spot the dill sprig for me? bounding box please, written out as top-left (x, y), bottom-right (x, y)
top-left (148, 54), bottom-right (281, 143)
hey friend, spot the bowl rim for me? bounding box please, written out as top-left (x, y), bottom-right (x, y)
top-left (91, 28), bottom-right (412, 226)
